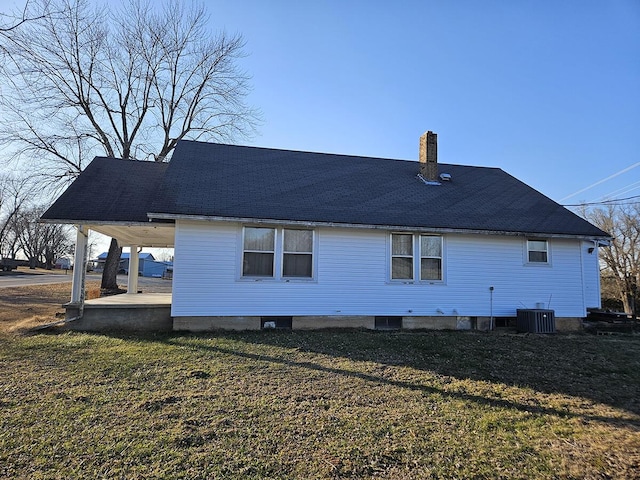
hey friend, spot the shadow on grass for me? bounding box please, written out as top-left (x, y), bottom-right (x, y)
top-left (94, 329), bottom-right (640, 426)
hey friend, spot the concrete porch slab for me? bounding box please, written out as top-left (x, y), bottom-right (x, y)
top-left (64, 293), bottom-right (172, 332)
top-left (84, 293), bottom-right (172, 307)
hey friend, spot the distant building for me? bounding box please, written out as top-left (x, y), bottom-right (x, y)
top-left (54, 257), bottom-right (72, 270)
top-left (95, 252), bottom-right (172, 278)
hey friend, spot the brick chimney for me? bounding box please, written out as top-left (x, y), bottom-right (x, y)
top-left (419, 131), bottom-right (438, 182)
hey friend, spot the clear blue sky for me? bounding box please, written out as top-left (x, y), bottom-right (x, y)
top-left (1, 0), bottom-right (638, 206)
top-left (205, 0), bottom-right (639, 205)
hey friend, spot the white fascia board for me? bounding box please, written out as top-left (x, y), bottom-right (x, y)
top-left (147, 212), bottom-right (610, 241)
top-left (39, 219), bottom-right (158, 226)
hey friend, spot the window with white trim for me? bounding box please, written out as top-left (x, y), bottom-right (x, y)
top-left (390, 233), bottom-right (444, 282)
top-left (283, 229), bottom-right (313, 277)
top-left (243, 227), bottom-right (275, 276)
top-left (527, 239), bottom-right (548, 263)
top-left (420, 235), bottom-right (442, 280)
top-left (242, 226), bottom-right (314, 279)
top-left (391, 233), bottom-right (414, 280)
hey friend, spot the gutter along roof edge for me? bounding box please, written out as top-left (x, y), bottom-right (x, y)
top-left (147, 212), bottom-right (611, 240)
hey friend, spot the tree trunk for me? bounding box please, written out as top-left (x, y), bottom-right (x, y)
top-left (101, 238), bottom-right (122, 292)
top-left (622, 294), bottom-right (633, 316)
top-left (44, 249), bottom-right (54, 270)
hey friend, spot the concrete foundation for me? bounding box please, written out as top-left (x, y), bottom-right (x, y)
top-left (173, 315), bottom-right (482, 332)
top-left (294, 315), bottom-right (373, 330)
top-left (554, 317), bottom-right (583, 332)
top-left (63, 294), bottom-right (172, 332)
top-left (62, 296), bottom-right (584, 333)
top-left (172, 315), bottom-right (584, 332)
top-left (476, 317), bottom-right (493, 331)
top-left (403, 316), bottom-right (476, 330)
top-left (173, 316), bottom-right (261, 331)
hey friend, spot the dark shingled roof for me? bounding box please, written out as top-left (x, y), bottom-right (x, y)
top-left (43, 140), bottom-right (608, 238)
top-left (41, 157), bottom-right (169, 223)
top-left (148, 141), bottom-right (607, 237)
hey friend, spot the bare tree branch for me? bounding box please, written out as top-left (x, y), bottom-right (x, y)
top-left (0, 175), bottom-right (33, 258)
top-left (1, 0), bottom-right (258, 173)
top-left (12, 205), bottom-right (73, 269)
top-left (0, 0), bottom-right (48, 33)
top-left (0, 0), bottom-right (259, 289)
top-left (586, 204), bottom-right (640, 315)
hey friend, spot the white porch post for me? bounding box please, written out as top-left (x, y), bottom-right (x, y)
top-left (71, 225), bottom-right (88, 303)
top-left (127, 245), bottom-right (139, 294)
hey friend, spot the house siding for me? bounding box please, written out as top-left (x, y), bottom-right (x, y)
top-left (581, 241), bottom-right (601, 309)
top-left (172, 220), bottom-right (597, 321)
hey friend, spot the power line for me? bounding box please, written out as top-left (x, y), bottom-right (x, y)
top-left (563, 194), bottom-right (640, 207)
top-left (559, 161), bottom-right (640, 202)
top-left (587, 180), bottom-right (640, 204)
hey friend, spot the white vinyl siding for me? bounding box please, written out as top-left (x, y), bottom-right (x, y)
top-left (581, 241), bottom-right (601, 308)
top-left (172, 220), bottom-right (597, 318)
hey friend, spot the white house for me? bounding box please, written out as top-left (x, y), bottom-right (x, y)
top-left (41, 132), bottom-right (609, 331)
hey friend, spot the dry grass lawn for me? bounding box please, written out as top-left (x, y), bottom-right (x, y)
top-left (0, 280), bottom-right (100, 334)
top-left (0, 282), bottom-right (639, 478)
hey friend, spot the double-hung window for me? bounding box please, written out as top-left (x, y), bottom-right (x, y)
top-left (527, 239), bottom-right (548, 263)
top-left (391, 233), bottom-right (444, 282)
top-left (391, 233), bottom-right (414, 280)
top-left (242, 226), bottom-right (314, 279)
top-left (243, 227), bottom-right (275, 276)
top-left (420, 235), bottom-right (442, 280)
top-left (283, 229), bottom-right (313, 277)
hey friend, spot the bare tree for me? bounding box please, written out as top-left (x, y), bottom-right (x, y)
top-left (12, 206), bottom-right (73, 269)
top-left (0, 175), bottom-right (31, 259)
top-left (12, 208), bottom-right (44, 268)
top-left (154, 248), bottom-right (174, 263)
top-left (587, 203), bottom-right (640, 316)
top-left (42, 223), bottom-right (73, 269)
top-left (0, 0), bottom-right (258, 290)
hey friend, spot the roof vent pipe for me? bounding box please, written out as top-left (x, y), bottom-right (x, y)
top-left (419, 131), bottom-right (438, 182)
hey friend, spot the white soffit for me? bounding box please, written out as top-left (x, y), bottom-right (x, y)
top-left (85, 224), bottom-right (175, 247)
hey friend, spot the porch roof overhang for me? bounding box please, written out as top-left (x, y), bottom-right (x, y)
top-left (41, 219), bottom-right (175, 247)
